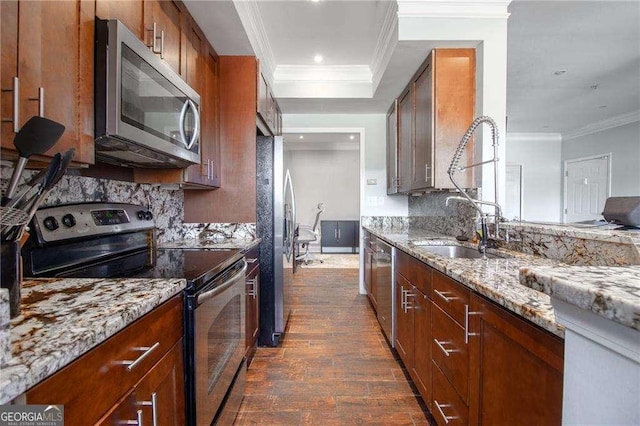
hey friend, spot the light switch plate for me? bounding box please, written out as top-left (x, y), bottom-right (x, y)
top-left (367, 179), bottom-right (377, 185)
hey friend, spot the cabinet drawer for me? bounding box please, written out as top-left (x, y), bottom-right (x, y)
top-left (432, 361), bottom-right (469, 426)
top-left (26, 295), bottom-right (183, 424)
top-left (432, 270), bottom-right (469, 326)
top-left (396, 250), bottom-right (432, 295)
top-left (431, 303), bottom-right (469, 403)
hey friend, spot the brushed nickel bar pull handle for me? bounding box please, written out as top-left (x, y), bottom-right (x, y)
top-left (434, 400), bottom-right (456, 424)
top-left (2, 77), bottom-right (20, 132)
top-left (160, 30), bottom-right (165, 59)
top-left (151, 393), bottom-right (158, 426)
top-left (337, 228), bottom-right (341, 240)
top-left (137, 409), bottom-right (143, 426)
top-left (246, 257), bottom-right (258, 264)
top-left (434, 339), bottom-right (453, 357)
top-left (120, 342), bottom-right (160, 371)
top-left (28, 87), bottom-right (44, 117)
top-left (147, 22), bottom-right (161, 54)
top-left (464, 304), bottom-right (480, 343)
top-left (246, 277), bottom-right (258, 298)
top-left (434, 289), bottom-right (454, 303)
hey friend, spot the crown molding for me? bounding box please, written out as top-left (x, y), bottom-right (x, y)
top-left (233, 0), bottom-right (276, 83)
top-left (397, 0), bottom-right (511, 19)
top-left (562, 110), bottom-right (640, 141)
top-left (371, 1), bottom-right (399, 91)
top-left (274, 65), bottom-right (372, 82)
top-left (506, 132), bottom-right (562, 143)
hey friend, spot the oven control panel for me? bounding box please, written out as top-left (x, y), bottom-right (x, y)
top-left (32, 202), bottom-right (155, 243)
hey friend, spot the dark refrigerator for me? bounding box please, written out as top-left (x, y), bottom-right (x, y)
top-left (256, 135), bottom-right (296, 347)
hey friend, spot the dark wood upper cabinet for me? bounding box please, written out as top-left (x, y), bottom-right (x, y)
top-left (144, 0), bottom-right (183, 74)
top-left (388, 48), bottom-right (475, 194)
top-left (256, 62), bottom-right (282, 136)
top-left (386, 100), bottom-right (399, 194)
top-left (1, 0), bottom-right (95, 165)
top-left (95, 0), bottom-right (144, 38)
top-left (397, 86), bottom-right (413, 194)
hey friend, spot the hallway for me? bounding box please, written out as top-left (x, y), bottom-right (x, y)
top-left (235, 268), bottom-right (432, 425)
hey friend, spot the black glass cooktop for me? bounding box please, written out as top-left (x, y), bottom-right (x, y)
top-left (38, 247), bottom-right (243, 290)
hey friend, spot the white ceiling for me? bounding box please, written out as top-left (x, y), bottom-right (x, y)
top-left (183, 0), bottom-right (640, 135)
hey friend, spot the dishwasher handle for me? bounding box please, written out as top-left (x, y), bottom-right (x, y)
top-left (196, 261), bottom-right (247, 305)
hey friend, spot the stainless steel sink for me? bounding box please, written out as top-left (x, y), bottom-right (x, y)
top-left (417, 244), bottom-right (506, 259)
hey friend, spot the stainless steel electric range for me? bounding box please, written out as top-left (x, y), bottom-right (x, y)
top-left (22, 202), bottom-right (247, 425)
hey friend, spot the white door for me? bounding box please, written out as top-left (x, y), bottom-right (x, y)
top-left (564, 155), bottom-right (610, 223)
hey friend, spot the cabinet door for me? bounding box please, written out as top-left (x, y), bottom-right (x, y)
top-left (432, 49), bottom-right (475, 189)
top-left (397, 87), bottom-right (413, 193)
top-left (1, 0), bottom-right (18, 148)
top-left (320, 221), bottom-right (338, 247)
top-left (336, 221), bottom-right (356, 246)
top-left (2, 1), bottom-right (95, 164)
top-left (95, 0), bottom-right (144, 39)
top-left (257, 72), bottom-right (269, 123)
top-left (182, 18), bottom-right (207, 186)
top-left (386, 100), bottom-right (399, 194)
top-left (246, 264), bottom-right (260, 362)
top-left (412, 59), bottom-right (433, 190)
top-left (412, 289), bottom-right (432, 409)
top-left (395, 275), bottom-right (414, 368)
top-left (134, 339), bottom-right (185, 426)
top-left (144, 0), bottom-right (182, 73)
top-left (468, 293), bottom-right (564, 425)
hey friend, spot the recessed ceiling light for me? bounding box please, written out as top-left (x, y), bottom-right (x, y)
top-left (349, 135), bottom-right (355, 140)
top-left (311, 0), bottom-right (320, 2)
top-left (553, 70), bottom-right (567, 76)
top-left (313, 54), bottom-right (323, 64)
top-left (299, 135), bottom-right (304, 139)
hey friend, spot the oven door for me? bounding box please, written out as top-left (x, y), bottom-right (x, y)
top-left (194, 260), bottom-right (246, 426)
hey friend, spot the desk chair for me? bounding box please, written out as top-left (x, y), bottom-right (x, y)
top-left (296, 203), bottom-right (325, 265)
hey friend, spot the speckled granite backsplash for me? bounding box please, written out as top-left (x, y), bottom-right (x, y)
top-left (408, 190), bottom-right (478, 238)
top-left (1, 163), bottom-right (255, 244)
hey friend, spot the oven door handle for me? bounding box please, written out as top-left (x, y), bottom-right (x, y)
top-left (196, 261), bottom-right (248, 306)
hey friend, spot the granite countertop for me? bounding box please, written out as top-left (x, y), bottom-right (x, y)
top-left (0, 277), bottom-right (186, 405)
top-left (365, 226), bottom-right (565, 337)
top-left (519, 265), bottom-right (640, 331)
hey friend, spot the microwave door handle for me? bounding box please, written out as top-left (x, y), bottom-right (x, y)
top-left (196, 261), bottom-right (248, 306)
top-left (179, 99), bottom-right (190, 148)
top-left (186, 99), bottom-right (200, 150)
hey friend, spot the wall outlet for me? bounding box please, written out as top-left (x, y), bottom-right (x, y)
top-left (367, 178), bottom-right (377, 185)
top-left (367, 196), bottom-right (378, 206)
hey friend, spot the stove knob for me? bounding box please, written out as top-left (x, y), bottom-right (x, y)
top-left (62, 214), bottom-right (76, 228)
top-left (43, 216), bottom-right (59, 231)
top-left (137, 210), bottom-right (146, 220)
top-left (144, 211), bottom-right (153, 221)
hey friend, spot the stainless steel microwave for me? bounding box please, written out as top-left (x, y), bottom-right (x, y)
top-left (95, 19), bottom-right (201, 168)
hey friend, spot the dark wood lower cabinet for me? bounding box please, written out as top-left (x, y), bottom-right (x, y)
top-left (390, 249), bottom-right (564, 426)
top-left (245, 247), bottom-right (260, 365)
top-left (468, 293), bottom-right (564, 425)
top-left (411, 288), bottom-right (431, 409)
top-left (98, 339), bottom-right (185, 425)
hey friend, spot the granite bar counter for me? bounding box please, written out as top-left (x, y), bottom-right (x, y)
top-left (519, 265), bottom-right (640, 331)
top-left (159, 237), bottom-right (260, 251)
top-left (0, 277), bottom-right (186, 405)
top-left (364, 226), bottom-right (565, 337)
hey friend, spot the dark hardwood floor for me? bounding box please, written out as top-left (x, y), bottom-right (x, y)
top-left (234, 268), bottom-right (432, 425)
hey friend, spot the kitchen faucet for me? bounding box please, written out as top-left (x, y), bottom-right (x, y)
top-left (447, 116), bottom-right (504, 254)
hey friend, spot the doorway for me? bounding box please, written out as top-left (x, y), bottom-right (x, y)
top-left (563, 154), bottom-right (611, 223)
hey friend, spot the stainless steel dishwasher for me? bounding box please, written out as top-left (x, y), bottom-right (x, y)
top-left (374, 239), bottom-right (394, 346)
